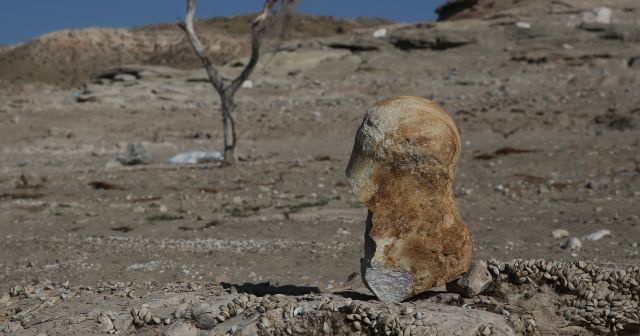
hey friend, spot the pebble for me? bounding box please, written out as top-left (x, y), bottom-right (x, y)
top-left (552, 229), bottom-right (569, 239)
top-left (562, 237), bottom-right (582, 251)
top-left (373, 28), bottom-right (387, 38)
top-left (447, 260), bottom-right (493, 298)
top-left (583, 229), bottom-right (611, 241)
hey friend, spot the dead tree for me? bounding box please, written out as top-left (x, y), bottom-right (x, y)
top-left (181, 0), bottom-right (276, 164)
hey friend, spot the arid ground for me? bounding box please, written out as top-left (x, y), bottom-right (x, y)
top-left (0, 0), bottom-right (639, 335)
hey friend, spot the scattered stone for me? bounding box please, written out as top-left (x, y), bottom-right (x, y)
top-left (241, 80), bottom-right (254, 89)
top-left (97, 311), bottom-right (115, 332)
top-left (551, 229), bottom-right (569, 239)
top-left (583, 229), bottom-right (611, 241)
top-left (168, 151), bottom-right (222, 165)
top-left (582, 7), bottom-right (612, 25)
top-left (191, 303), bottom-right (218, 330)
top-left (346, 96), bottom-right (472, 302)
top-left (390, 29), bottom-right (475, 51)
top-left (373, 28), bottom-right (387, 38)
top-left (561, 237), bottom-right (582, 251)
top-left (113, 73), bottom-right (137, 82)
top-left (116, 143), bottom-right (151, 166)
top-left (447, 260), bottom-right (492, 298)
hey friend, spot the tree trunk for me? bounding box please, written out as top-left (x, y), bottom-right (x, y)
top-left (222, 97), bottom-right (236, 163)
top-left (182, 0), bottom-right (274, 166)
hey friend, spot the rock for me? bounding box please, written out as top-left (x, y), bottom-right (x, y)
top-left (436, 0), bottom-right (480, 21)
top-left (113, 73), bottom-right (137, 82)
top-left (561, 237), bottom-right (582, 251)
top-left (390, 28), bottom-right (475, 51)
top-left (373, 28), bottom-right (387, 38)
top-left (241, 80), bottom-right (254, 89)
top-left (168, 151), bottom-right (222, 165)
top-left (552, 229), bottom-right (569, 239)
top-left (162, 321), bottom-right (199, 336)
top-left (583, 229), bottom-right (611, 241)
top-left (582, 7), bottom-right (612, 25)
top-left (446, 260), bottom-right (492, 298)
top-left (116, 143), bottom-right (151, 166)
top-left (97, 312), bottom-right (114, 332)
top-left (190, 303), bottom-right (218, 330)
top-left (515, 22), bottom-right (531, 29)
top-left (346, 96), bottom-right (472, 303)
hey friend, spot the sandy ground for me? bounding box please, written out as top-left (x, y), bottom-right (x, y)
top-left (0, 1), bottom-right (639, 334)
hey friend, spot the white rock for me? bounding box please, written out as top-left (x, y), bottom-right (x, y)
top-left (561, 237), bottom-right (582, 251)
top-left (515, 22), bottom-right (531, 29)
top-left (373, 28), bottom-right (387, 38)
top-left (241, 80), bottom-right (254, 89)
top-left (168, 151), bottom-right (222, 165)
top-left (552, 229), bottom-right (569, 239)
top-left (582, 7), bottom-right (612, 25)
top-left (583, 229), bottom-right (611, 241)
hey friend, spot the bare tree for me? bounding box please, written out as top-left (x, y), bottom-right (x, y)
top-left (181, 0), bottom-right (276, 164)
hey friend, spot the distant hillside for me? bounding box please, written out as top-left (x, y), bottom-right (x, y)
top-left (436, 0), bottom-right (639, 21)
top-left (0, 14), bottom-right (389, 88)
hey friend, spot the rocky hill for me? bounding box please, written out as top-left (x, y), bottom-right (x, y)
top-left (0, 15), bottom-right (388, 87)
top-left (436, 0), bottom-right (639, 21)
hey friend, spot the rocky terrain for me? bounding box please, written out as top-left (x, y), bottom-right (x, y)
top-left (0, 0), bottom-right (639, 334)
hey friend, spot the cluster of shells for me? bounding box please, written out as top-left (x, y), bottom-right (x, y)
top-left (186, 293), bottom-right (337, 335)
top-left (131, 304), bottom-right (165, 328)
top-left (487, 258), bottom-right (640, 334)
top-left (344, 302), bottom-right (440, 336)
top-left (183, 292), bottom-right (509, 336)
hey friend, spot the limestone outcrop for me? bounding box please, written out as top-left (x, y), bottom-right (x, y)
top-left (346, 96), bottom-right (472, 302)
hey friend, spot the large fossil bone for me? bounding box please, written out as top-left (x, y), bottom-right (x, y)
top-left (346, 96), bottom-right (472, 302)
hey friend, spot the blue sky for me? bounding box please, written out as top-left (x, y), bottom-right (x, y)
top-left (0, 1), bottom-right (442, 45)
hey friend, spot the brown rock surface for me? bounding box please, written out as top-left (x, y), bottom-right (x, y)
top-left (346, 96), bottom-right (472, 302)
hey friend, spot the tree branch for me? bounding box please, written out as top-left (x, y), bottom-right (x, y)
top-left (227, 28), bottom-right (262, 96)
top-left (227, 0), bottom-right (276, 95)
top-left (181, 0), bottom-right (225, 93)
top-left (253, 0), bottom-right (277, 27)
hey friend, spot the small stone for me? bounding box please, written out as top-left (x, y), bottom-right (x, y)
top-left (552, 229), bottom-right (569, 239)
top-left (113, 73), bottom-right (137, 82)
top-left (97, 312), bottom-right (114, 332)
top-left (583, 229), bottom-right (611, 241)
top-left (446, 260), bottom-right (493, 298)
top-left (241, 80), bottom-right (254, 89)
top-left (346, 96), bottom-right (472, 303)
top-left (191, 304), bottom-right (217, 330)
top-left (373, 28), bottom-right (387, 38)
top-left (582, 7), bottom-right (612, 25)
top-left (562, 237), bottom-right (582, 251)
top-left (515, 22), bottom-right (531, 29)
top-left (116, 143), bottom-right (151, 166)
